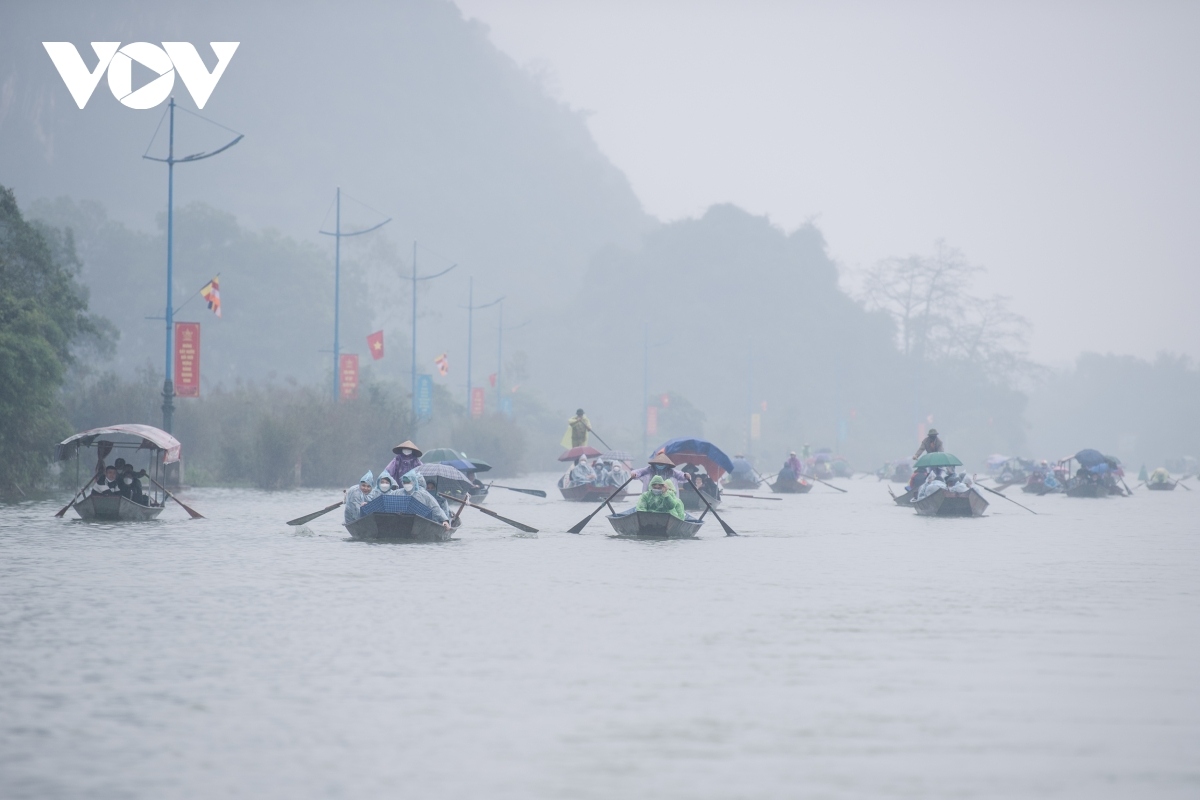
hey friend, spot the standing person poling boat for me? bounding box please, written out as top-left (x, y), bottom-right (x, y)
top-left (914, 428), bottom-right (944, 459)
top-left (383, 440), bottom-right (423, 485)
top-left (562, 409), bottom-right (591, 448)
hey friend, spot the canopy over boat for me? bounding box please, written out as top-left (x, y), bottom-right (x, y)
top-left (559, 445), bottom-right (602, 462)
top-left (986, 453), bottom-right (1011, 467)
top-left (653, 438), bottom-right (734, 481)
top-left (1074, 449), bottom-right (1107, 468)
top-left (55, 424), bottom-right (181, 464)
top-left (914, 452), bottom-right (963, 468)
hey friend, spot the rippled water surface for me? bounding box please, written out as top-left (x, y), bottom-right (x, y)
top-left (2, 474), bottom-right (1198, 799)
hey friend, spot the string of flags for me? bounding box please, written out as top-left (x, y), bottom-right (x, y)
top-left (435, 353), bottom-right (449, 376)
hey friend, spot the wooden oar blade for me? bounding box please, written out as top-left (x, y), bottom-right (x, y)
top-left (475, 506), bottom-right (538, 533)
top-left (287, 501), bottom-right (343, 526)
top-left (567, 476), bottom-right (635, 534)
top-left (495, 486), bottom-right (548, 498)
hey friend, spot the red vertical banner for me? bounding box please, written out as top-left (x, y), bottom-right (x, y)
top-left (340, 354), bottom-right (359, 400)
top-left (471, 387), bottom-right (485, 419)
top-left (174, 322), bottom-right (200, 398)
top-left (646, 405), bottom-right (658, 436)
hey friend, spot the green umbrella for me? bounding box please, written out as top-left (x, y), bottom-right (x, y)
top-left (423, 447), bottom-right (465, 463)
top-left (914, 452), bottom-right (963, 468)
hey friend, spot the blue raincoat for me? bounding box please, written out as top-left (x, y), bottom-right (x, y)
top-left (400, 469), bottom-right (449, 523)
top-left (344, 470), bottom-right (375, 524)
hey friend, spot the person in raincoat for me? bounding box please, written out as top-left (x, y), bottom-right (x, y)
top-left (781, 451), bottom-right (805, 482)
top-left (631, 452), bottom-right (688, 492)
top-left (567, 455), bottom-right (597, 487)
top-left (562, 409), bottom-right (590, 448)
top-left (914, 429), bottom-right (944, 460)
top-left (1149, 467), bottom-right (1173, 486)
top-left (384, 440), bottom-right (424, 485)
top-left (636, 475), bottom-right (687, 520)
top-left (916, 469), bottom-right (947, 501)
top-left (399, 469), bottom-right (451, 530)
top-left (369, 473), bottom-right (398, 501)
top-left (344, 470), bottom-right (375, 524)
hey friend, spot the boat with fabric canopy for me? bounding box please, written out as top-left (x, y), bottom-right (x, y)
top-left (54, 424), bottom-right (180, 521)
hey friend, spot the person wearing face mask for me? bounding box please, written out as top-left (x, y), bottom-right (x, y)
top-left (93, 464), bottom-right (121, 496)
top-left (119, 464), bottom-right (148, 505)
top-left (369, 474), bottom-right (397, 500)
top-left (636, 475), bottom-right (687, 520)
top-left (631, 452), bottom-right (688, 492)
top-left (344, 470), bottom-right (375, 524)
top-left (399, 469), bottom-right (451, 530)
top-left (383, 440), bottom-right (424, 485)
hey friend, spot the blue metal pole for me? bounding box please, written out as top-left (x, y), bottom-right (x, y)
top-left (496, 300), bottom-right (503, 399)
top-left (412, 241), bottom-right (417, 424)
top-left (466, 277), bottom-right (473, 409)
top-left (332, 188), bottom-right (341, 402)
top-left (162, 96), bottom-right (176, 433)
top-left (642, 323), bottom-right (648, 457)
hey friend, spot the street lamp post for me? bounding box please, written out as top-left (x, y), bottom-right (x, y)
top-left (142, 96), bottom-right (242, 434)
top-left (409, 242), bottom-right (456, 428)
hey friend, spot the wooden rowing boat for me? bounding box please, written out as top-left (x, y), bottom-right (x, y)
top-left (559, 482), bottom-right (629, 503)
top-left (1066, 482), bottom-right (1109, 498)
top-left (345, 494), bottom-right (453, 542)
top-left (911, 487), bottom-right (989, 517)
top-left (891, 488), bottom-right (916, 505)
top-left (606, 508), bottom-right (704, 538)
top-left (72, 493), bottom-right (164, 521)
top-left (1147, 481), bottom-right (1177, 491)
top-left (678, 480), bottom-right (720, 511)
top-left (770, 477), bottom-right (812, 494)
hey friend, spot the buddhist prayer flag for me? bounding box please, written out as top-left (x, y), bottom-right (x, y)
top-left (488, 373), bottom-right (496, 387)
top-left (471, 387), bottom-right (485, 419)
top-left (339, 354), bottom-right (359, 400)
top-left (200, 277), bottom-right (221, 317)
top-left (367, 330), bottom-right (384, 360)
top-left (174, 322), bottom-right (200, 398)
top-left (435, 353), bottom-right (449, 376)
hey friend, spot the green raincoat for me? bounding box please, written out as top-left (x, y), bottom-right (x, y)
top-left (636, 476), bottom-right (687, 520)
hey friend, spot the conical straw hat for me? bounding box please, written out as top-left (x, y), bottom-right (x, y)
top-left (391, 440), bottom-right (424, 456)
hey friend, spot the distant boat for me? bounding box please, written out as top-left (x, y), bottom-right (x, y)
top-left (770, 476), bottom-right (813, 494)
top-left (54, 424), bottom-right (180, 521)
top-left (559, 481), bottom-right (629, 503)
top-left (606, 508), bottom-right (704, 539)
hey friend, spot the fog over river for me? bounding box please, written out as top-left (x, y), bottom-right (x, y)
top-left (2, 478), bottom-right (1197, 799)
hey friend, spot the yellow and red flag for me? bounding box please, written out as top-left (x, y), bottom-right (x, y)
top-left (367, 330), bottom-right (384, 360)
top-left (434, 353), bottom-right (449, 376)
top-left (200, 277), bottom-right (221, 317)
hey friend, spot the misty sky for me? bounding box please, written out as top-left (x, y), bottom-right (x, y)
top-left (455, 0), bottom-right (1200, 366)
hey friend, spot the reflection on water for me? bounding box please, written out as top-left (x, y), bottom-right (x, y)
top-left (2, 475), bottom-right (1198, 798)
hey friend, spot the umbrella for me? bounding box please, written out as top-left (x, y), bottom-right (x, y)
top-left (559, 445), bottom-right (602, 462)
top-left (1074, 449), bottom-right (1107, 468)
top-left (423, 447), bottom-right (466, 463)
top-left (914, 452), bottom-right (963, 468)
top-left (466, 458), bottom-right (493, 473)
top-left (812, 453), bottom-right (832, 463)
top-left (416, 463), bottom-right (474, 492)
top-left (601, 450), bottom-right (634, 464)
top-left (654, 438), bottom-right (734, 481)
top-left (442, 459), bottom-right (480, 474)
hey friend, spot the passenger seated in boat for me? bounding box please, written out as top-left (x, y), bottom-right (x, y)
top-left (421, 476), bottom-right (455, 519)
top-left (636, 476), bottom-right (687, 520)
top-left (399, 470), bottom-right (451, 530)
top-left (916, 470), bottom-right (947, 501)
top-left (344, 470), bottom-right (375, 524)
top-left (369, 474), bottom-right (397, 500)
top-left (119, 464), bottom-right (149, 505)
top-left (600, 459), bottom-right (631, 487)
top-left (1149, 468), bottom-right (1172, 486)
top-left (946, 473), bottom-right (974, 494)
top-left (93, 464), bottom-right (121, 496)
top-left (565, 455), bottom-right (597, 488)
top-left (681, 464), bottom-right (719, 497)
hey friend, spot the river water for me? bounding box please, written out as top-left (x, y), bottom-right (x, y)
top-left (2, 474), bottom-right (1198, 799)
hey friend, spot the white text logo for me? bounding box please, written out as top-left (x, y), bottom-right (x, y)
top-left (42, 42), bottom-right (240, 110)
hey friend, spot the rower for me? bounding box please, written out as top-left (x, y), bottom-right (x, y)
top-left (914, 428), bottom-right (944, 460)
top-left (384, 440), bottom-right (423, 485)
top-left (632, 452), bottom-right (687, 492)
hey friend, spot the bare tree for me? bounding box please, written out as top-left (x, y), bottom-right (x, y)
top-left (862, 241), bottom-right (1035, 381)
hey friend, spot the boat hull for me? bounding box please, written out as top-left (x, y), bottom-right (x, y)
top-left (73, 493), bottom-right (164, 521)
top-left (345, 511), bottom-right (451, 542)
top-left (912, 488), bottom-right (988, 517)
top-left (891, 488), bottom-right (916, 505)
top-left (1147, 482), bottom-right (1176, 491)
top-left (606, 509), bottom-right (703, 538)
top-left (770, 478), bottom-right (812, 494)
top-left (1066, 482), bottom-right (1109, 498)
top-left (724, 477), bottom-right (760, 490)
top-left (443, 485), bottom-right (489, 505)
top-left (678, 482), bottom-right (720, 511)
top-left (559, 483), bottom-right (629, 503)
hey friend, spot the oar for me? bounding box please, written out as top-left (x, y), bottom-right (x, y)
top-left (585, 427), bottom-right (612, 450)
top-left (147, 476), bottom-right (205, 519)
top-left (685, 475), bottom-right (737, 536)
top-left (722, 492), bottom-right (781, 501)
top-left (809, 475), bottom-right (847, 493)
top-left (975, 482), bottom-right (1037, 515)
top-left (1121, 478), bottom-right (1134, 495)
top-left (287, 500), bottom-right (343, 526)
top-left (438, 493), bottom-right (538, 533)
top-left (54, 473), bottom-right (98, 518)
top-left (567, 476), bottom-right (635, 534)
top-left (489, 485), bottom-right (548, 498)
top-left (887, 485), bottom-right (897, 500)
